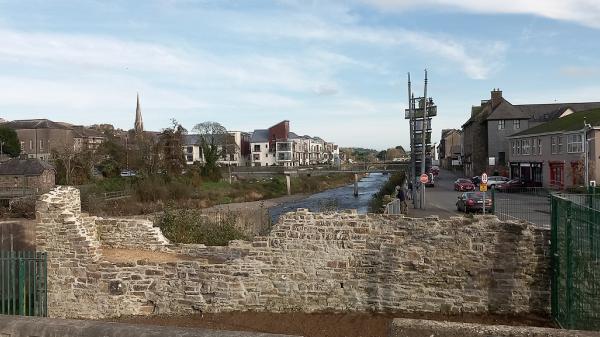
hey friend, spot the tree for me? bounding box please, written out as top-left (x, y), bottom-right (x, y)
top-left (158, 119), bottom-right (187, 175)
top-left (192, 122), bottom-right (237, 180)
top-left (0, 127), bottom-right (21, 157)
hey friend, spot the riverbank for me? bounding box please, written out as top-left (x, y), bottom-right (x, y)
top-left (82, 173), bottom-right (356, 217)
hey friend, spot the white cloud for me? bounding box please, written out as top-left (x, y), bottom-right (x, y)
top-left (359, 0), bottom-right (600, 29)
top-left (314, 84), bottom-right (339, 96)
top-left (234, 17), bottom-right (506, 79)
top-left (560, 66), bottom-right (600, 78)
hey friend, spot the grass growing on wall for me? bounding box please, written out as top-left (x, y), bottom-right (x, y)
top-left (369, 172), bottom-right (406, 213)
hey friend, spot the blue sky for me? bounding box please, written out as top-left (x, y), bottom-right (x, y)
top-left (0, 0), bottom-right (599, 150)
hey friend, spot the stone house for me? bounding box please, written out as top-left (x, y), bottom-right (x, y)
top-left (461, 89), bottom-right (600, 177)
top-left (438, 129), bottom-right (462, 169)
top-left (2, 119), bottom-right (105, 161)
top-left (0, 158), bottom-right (55, 193)
top-left (507, 108), bottom-right (600, 189)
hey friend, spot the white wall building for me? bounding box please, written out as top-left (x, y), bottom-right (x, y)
top-left (183, 131), bottom-right (250, 166)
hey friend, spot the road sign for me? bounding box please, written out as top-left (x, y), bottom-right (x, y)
top-left (479, 183), bottom-right (487, 192)
top-left (420, 173), bottom-right (429, 183)
top-left (481, 173), bottom-right (488, 184)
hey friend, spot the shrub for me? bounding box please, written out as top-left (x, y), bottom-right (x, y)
top-left (156, 207), bottom-right (247, 246)
top-left (369, 172), bottom-right (406, 213)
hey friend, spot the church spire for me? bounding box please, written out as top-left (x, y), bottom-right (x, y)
top-left (134, 92), bottom-right (144, 135)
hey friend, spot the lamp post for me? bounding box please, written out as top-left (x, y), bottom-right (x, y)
top-left (584, 119), bottom-right (592, 186)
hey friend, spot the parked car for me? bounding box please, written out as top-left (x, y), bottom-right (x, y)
top-left (486, 176), bottom-right (510, 188)
top-left (496, 178), bottom-right (542, 192)
top-left (428, 166), bottom-right (440, 176)
top-left (454, 178), bottom-right (475, 191)
top-left (456, 192), bottom-right (493, 213)
top-left (120, 170), bottom-right (137, 177)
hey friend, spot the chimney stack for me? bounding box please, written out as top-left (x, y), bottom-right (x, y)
top-left (491, 88), bottom-right (502, 109)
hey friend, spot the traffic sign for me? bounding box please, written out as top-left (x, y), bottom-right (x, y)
top-left (419, 173), bottom-right (429, 183)
top-left (481, 173), bottom-right (488, 184)
top-left (479, 183), bottom-right (487, 192)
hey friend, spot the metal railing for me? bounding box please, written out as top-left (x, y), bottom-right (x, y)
top-left (384, 199), bottom-right (407, 215)
top-left (0, 251), bottom-right (47, 317)
top-left (551, 192), bottom-right (600, 331)
top-left (491, 187), bottom-right (551, 228)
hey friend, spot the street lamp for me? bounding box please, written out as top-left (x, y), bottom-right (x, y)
top-left (584, 119), bottom-right (592, 187)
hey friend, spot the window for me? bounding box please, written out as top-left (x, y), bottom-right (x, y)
top-left (567, 134), bottom-right (583, 153)
top-left (516, 140), bottom-right (521, 155)
top-left (511, 141), bottom-right (516, 155)
top-left (253, 145), bottom-right (260, 152)
top-left (39, 140), bottom-right (43, 149)
top-left (29, 140), bottom-right (33, 150)
top-left (186, 155), bottom-right (193, 162)
top-left (537, 138), bottom-right (542, 155)
top-left (513, 120), bottom-right (520, 129)
top-left (498, 120), bottom-right (505, 130)
top-left (557, 136), bottom-right (563, 153)
top-left (186, 146), bottom-right (193, 154)
top-left (551, 136), bottom-right (557, 154)
top-left (532, 138), bottom-right (537, 155)
top-left (20, 141), bottom-right (24, 152)
top-left (523, 139), bottom-right (531, 155)
top-left (253, 154), bottom-right (260, 161)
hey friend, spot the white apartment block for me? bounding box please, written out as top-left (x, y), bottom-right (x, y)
top-left (183, 131), bottom-right (250, 166)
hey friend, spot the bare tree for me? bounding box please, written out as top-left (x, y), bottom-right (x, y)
top-left (192, 122), bottom-right (238, 180)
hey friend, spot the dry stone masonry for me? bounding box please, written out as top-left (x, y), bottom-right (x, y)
top-left (36, 187), bottom-right (551, 319)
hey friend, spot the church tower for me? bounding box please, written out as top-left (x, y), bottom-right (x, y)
top-left (134, 93), bottom-right (144, 135)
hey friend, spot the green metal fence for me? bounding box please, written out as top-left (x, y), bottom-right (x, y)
top-left (0, 251), bottom-right (47, 317)
top-left (551, 193), bottom-right (600, 330)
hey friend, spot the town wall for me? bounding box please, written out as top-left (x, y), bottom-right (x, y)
top-left (35, 187), bottom-right (551, 319)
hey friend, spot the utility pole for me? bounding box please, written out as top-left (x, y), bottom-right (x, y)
top-left (420, 69), bottom-right (428, 209)
top-left (407, 73), bottom-right (415, 205)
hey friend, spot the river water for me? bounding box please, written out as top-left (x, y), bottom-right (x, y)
top-left (268, 173), bottom-right (390, 223)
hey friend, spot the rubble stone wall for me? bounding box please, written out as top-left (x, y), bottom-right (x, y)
top-left (36, 187), bottom-right (551, 319)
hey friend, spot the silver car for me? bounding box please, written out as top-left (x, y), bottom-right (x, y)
top-left (486, 176), bottom-right (509, 188)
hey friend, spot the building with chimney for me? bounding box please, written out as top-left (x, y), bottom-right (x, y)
top-left (461, 89), bottom-right (600, 177)
top-left (438, 129), bottom-right (462, 169)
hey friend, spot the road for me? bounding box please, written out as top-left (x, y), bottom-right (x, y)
top-left (406, 169), bottom-right (551, 228)
top-left (407, 169), bottom-right (463, 218)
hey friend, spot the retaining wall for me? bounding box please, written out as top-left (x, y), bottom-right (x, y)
top-left (36, 187), bottom-right (551, 319)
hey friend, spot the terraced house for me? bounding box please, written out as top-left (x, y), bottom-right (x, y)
top-left (507, 109), bottom-right (600, 189)
top-left (462, 89), bottom-right (600, 177)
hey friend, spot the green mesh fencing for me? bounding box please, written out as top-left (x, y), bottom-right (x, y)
top-left (551, 192), bottom-right (600, 330)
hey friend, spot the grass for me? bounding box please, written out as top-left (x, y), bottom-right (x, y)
top-left (369, 172), bottom-right (406, 213)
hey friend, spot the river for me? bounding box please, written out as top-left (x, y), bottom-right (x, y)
top-left (268, 173), bottom-right (390, 223)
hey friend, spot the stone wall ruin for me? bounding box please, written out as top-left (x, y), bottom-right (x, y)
top-left (35, 187), bottom-right (551, 319)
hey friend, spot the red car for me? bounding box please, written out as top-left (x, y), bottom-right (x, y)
top-left (454, 178), bottom-right (475, 191)
top-left (456, 192), bottom-right (493, 213)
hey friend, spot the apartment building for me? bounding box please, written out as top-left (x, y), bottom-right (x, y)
top-left (250, 120), bottom-right (338, 167)
top-left (183, 131), bottom-right (250, 166)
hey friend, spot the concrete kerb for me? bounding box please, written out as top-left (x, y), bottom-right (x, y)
top-left (0, 315), bottom-right (301, 337)
top-left (389, 318), bottom-right (600, 337)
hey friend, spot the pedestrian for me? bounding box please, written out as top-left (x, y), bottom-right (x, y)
top-left (407, 181), bottom-right (413, 200)
top-left (395, 185), bottom-right (408, 214)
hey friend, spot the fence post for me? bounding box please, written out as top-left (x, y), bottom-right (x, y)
top-left (18, 256), bottom-right (25, 315)
top-left (491, 188), bottom-right (495, 214)
top-left (550, 196), bottom-right (559, 323)
top-left (565, 202), bottom-right (573, 329)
